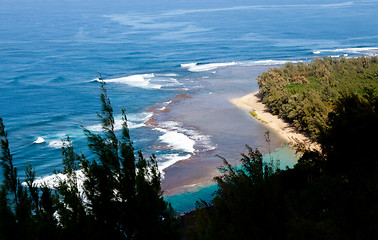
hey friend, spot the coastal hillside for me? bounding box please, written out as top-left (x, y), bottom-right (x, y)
top-left (182, 59), bottom-right (378, 240)
top-left (257, 56), bottom-right (378, 139)
top-left (1, 65), bottom-right (377, 240)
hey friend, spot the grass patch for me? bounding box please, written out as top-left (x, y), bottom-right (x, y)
top-left (250, 110), bottom-right (258, 118)
top-left (250, 111), bottom-right (267, 124)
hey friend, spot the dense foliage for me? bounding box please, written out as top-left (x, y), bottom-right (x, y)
top-left (1, 59), bottom-right (377, 240)
top-left (182, 90), bottom-right (378, 240)
top-left (0, 83), bottom-right (178, 240)
top-left (257, 56), bottom-right (378, 139)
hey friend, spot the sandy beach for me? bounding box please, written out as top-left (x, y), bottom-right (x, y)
top-left (230, 91), bottom-right (319, 150)
top-left (157, 65), bottom-right (300, 196)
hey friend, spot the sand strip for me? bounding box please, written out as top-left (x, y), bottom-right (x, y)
top-left (230, 91), bottom-right (319, 150)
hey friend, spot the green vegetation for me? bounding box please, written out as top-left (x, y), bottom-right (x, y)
top-left (257, 56), bottom-right (378, 139)
top-left (182, 92), bottom-right (378, 240)
top-left (0, 83), bottom-right (178, 240)
top-left (249, 111), bottom-right (266, 124)
top-left (1, 59), bottom-right (377, 239)
top-left (249, 110), bottom-right (258, 118)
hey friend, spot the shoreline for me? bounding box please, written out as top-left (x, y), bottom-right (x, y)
top-left (158, 65), bottom-right (298, 196)
top-left (230, 91), bottom-right (319, 150)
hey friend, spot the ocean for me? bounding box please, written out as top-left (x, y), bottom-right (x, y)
top-left (1, 0), bottom-right (377, 212)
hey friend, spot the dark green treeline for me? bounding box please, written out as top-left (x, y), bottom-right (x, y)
top-left (257, 56), bottom-right (378, 139)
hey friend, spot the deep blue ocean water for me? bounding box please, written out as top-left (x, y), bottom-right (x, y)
top-left (1, 0), bottom-right (377, 212)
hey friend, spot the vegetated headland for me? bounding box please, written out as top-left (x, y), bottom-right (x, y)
top-left (257, 56), bottom-right (377, 140)
top-left (180, 56), bottom-right (378, 240)
top-left (232, 56), bottom-right (377, 150)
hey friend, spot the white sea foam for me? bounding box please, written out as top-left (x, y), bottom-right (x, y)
top-left (155, 127), bottom-right (195, 153)
top-left (86, 112), bottom-right (152, 132)
top-left (158, 154), bottom-right (191, 171)
top-left (128, 111), bottom-right (153, 124)
top-left (26, 153), bottom-right (190, 186)
top-left (181, 62), bottom-right (237, 72)
top-left (181, 63), bottom-right (197, 68)
top-left (154, 121), bottom-right (216, 154)
top-left (313, 47), bottom-right (378, 56)
top-left (97, 73), bottom-right (161, 89)
top-left (95, 73), bottom-right (183, 89)
top-left (48, 140), bottom-right (64, 149)
top-left (34, 137), bottom-right (45, 144)
top-left (86, 123), bottom-right (104, 132)
top-left (86, 119), bottom-right (139, 132)
top-left (22, 170), bottom-right (85, 189)
top-left (183, 129), bottom-right (216, 152)
top-left (158, 73), bottom-right (178, 77)
top-left (157, 77), bottom-right (182, 87)
top-left (158, 100), bottom-right (172, 111)
top-left (86, 120), bottom-right (125, 132)
top-left (181, 60), bottom-right (296, 72)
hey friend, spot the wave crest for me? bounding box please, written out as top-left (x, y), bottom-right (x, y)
top-left (95, 73), bottom-right (161, 89)
top-left (94, 73), bottom-right (184, 90)
top-left (86, 112), bottom-right (152, 132)
top-left (33, 137), bottom-right (45, 144)
top-left (181, 62), bottom-right (237, 72)
top-left (181, 60), bottom-right (296, 72)
top-left (312, 47), bottom-right (378, 56)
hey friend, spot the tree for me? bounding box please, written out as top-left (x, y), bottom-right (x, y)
top-left (0, 82), bottom-right (178, 239)
top-left (318, 91), bottom-right (378, 175)
top-left (182, 90), bottom-right (378, 240)
top-left (186, 146), bottom-right (283, 240)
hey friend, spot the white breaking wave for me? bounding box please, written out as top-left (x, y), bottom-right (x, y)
top-left (86, 119), bottom-right (141, 132)
top-left (96, 73), bottom-right (161, 89)
top-left (312, 47), bottom-right (378, 56)
top-left (158, 154), bottom-right (191, 171)
top-left (158, 73), bottom-right (178, 77)
top-left (24, 152), bottom-right (190, 187)
top-left (39, 112), bottom-right (152, 150)
top-left (155, 127), bottom-right (196, 153)
top-left (154, 121), bottom-right (216, 154)
top-left (95, 73), bottom-right (183, 89)
top-left (34, 137), bottom-right (45, 144)
top-left (180, 63), bottom-right (197, 68)
top-left (86, 120), bottom-right (126, 132)
top-left (22, 170), bottom-right (85, 189)
top-left (128, 111), bottom-right (153, 123)
top-left (158, 100), bottom-right (172, 111)
top-left (86, 112), bottom-right (152, 132)
top-left (181, 62), bottom-right (237, 72)
top-left (48, 140), bottom-right (64, 149)
top-left (181, 60), bottom-right (296, 72)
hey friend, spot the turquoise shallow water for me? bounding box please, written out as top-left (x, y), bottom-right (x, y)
top-left (0, 0), bottom-right (377, 212)
top-left (166, 145), bottom-right (299, 213)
